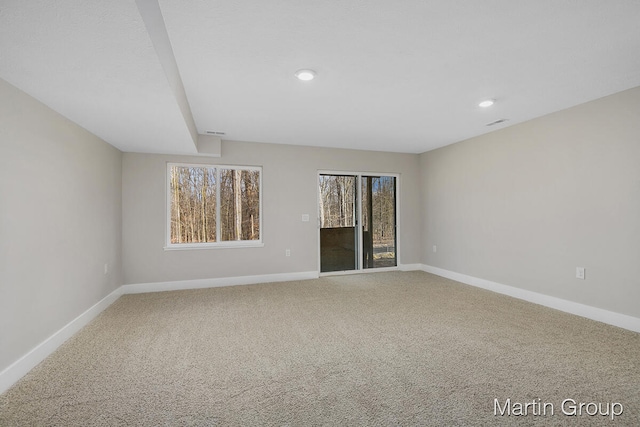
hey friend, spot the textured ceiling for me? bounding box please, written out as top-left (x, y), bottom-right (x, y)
top-left (0, 0), bottom-right (196, 154)
top-left (2, 1), bottom-right (640, 154)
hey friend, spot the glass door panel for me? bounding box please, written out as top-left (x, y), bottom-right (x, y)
top-left (362, 176), bottom-right (396, 268)
top-left (319, 174), bottom-right (358, 272)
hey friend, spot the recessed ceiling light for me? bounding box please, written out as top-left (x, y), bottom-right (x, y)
top-left (479, 99), bottom-right (495, 108)
top-left (295, 69), bottom-right (316, 81)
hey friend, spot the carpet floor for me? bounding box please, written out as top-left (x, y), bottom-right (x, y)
top-left (1, 271), bottom-right (639, 426)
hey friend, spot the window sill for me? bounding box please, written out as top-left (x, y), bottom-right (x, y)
top-left (164, 241), bottom-right (264, 251)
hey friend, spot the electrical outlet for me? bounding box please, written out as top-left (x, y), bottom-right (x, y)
top-left (285, 249), bottom-right (291, 257)
top-left (576, 267), bottom-right (585, 280)
top-left (104, 263), bottom-right (109, 275)
top-left (301, 214), bottom-right (310, 222)
top-left (433, 245), bottom-right (437, 253)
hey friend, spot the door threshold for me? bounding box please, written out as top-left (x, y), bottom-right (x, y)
top-left (320, 266), bottom-right (399, 277)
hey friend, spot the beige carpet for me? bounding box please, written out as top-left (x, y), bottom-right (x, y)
top-left (1, 271), bottom-right (639, 426)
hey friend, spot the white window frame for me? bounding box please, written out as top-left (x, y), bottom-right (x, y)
top-left (165, 162), bottom-right (264, 250)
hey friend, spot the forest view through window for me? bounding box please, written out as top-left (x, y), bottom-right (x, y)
top-left (168, 164), bottom-right (261, 247)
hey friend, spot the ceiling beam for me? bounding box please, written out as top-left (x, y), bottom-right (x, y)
top-left (135, 0), bottom-right (198, 150)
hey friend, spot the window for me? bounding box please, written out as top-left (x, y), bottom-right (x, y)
top-left (167, 163), bottom-right (262, 249)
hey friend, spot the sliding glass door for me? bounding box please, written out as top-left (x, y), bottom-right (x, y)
top-left (319, 173), bottom-right (397, 273)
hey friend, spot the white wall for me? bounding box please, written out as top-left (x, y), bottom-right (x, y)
top-left (122, 141), bottom-right (422, 284)
top-left (421, 86), bottom-right (640, 318)
top-left (0, 79), bottom-right (122, 373)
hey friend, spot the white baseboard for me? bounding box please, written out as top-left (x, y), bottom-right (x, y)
top-left (121, 270), bottom-right (320, 294)
top-left (421, 264), bottom-right (640, 333)
top-left (0, 286), bottom-right (124, 395)
top-left (8, 265), bottom-right (635, 397)
top-left (399, 263), bottom-right (423, 272)
top-left (1, 271), bottom-right (320, 395)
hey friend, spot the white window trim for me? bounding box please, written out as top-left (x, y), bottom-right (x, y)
top-left (165, 162), bottom-right (263, 250)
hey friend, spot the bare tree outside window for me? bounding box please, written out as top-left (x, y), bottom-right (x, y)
top-left (318, 175), bottom-right (356, 228)
top-left (169, 164), bottom-right (261, 246)
top-left (220, 169), bottom-right (260, 241)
